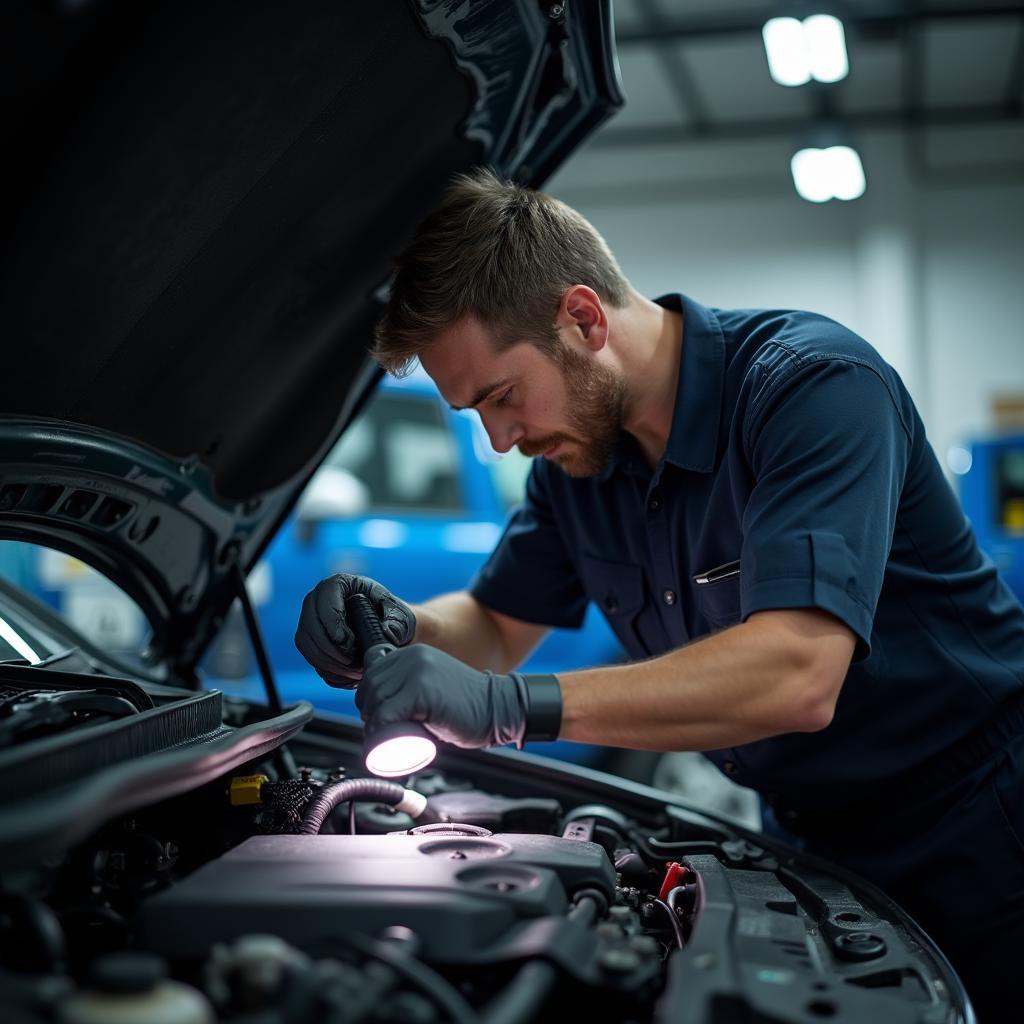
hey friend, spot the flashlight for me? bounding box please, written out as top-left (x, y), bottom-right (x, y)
top-left (346, 592), bottom-right (437, 778)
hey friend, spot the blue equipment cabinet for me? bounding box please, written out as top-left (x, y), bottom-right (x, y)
top-left (959, 434), bottom-right (1024, 601)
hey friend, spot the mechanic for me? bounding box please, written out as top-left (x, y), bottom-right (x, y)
top-left (296, 169), bottom-right (1024, 1018)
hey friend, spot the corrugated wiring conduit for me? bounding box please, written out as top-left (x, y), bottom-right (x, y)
top-left (297, 778), bottom-right (426, 835)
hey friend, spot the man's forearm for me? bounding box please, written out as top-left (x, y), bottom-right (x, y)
top-left (410, 591), bottom-right (512, 671)
top-left (558, 609), bottom-right (855, 751)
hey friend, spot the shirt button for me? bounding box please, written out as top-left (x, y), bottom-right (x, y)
top-left (722, 760), bottom-right (739, 776)
top-left (648, 496), bottom-right (661, 513)
top-left (662, 589), bottom-right (676, 606)
top-left (603, 592), bottom-right (619, 613)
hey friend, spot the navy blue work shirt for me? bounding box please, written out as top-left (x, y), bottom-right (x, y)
top-left (470, 294), bottom-right (1024, 812)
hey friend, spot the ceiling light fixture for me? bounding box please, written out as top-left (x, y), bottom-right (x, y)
top-left (763, 17), bottom-right (811, 86)
top-left (803, 14), bottom-right (849, 83)
top-left (763, 14), bottom-right (849, 87)
top-left (790, 145), bottom-right (866, 202)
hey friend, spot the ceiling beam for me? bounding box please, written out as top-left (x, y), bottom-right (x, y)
top-left (590, 104), bottom-right (1022, 147)
top-left (616, 5), bottom-right (1024, 46)
top-left (633, 0), bottom-right (709, 131)
top-left (902, 13), bottom-right (926, 122)
top-left (902, 2), bottom-right (928, 173)
top-left (1007, 16), bottom-right (1024, 112)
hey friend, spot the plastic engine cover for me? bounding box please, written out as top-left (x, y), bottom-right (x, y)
top-left (139, 832), bottom-right (616, 962)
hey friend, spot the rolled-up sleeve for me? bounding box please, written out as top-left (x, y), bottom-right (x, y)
top-left (739, 352), bottom-right (912, 659)
top-left (470, 462), bottom-right (588, 628)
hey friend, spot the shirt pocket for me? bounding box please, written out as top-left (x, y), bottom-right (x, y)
top-left (578, 555), bottom-right (649, 658)
top-left (694, 575), bottom-right (742, 630)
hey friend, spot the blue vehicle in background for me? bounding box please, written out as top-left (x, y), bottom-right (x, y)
top-left (958, 433), bottom-right (1024, 601)
top-left (204, 368), bottom-right (625, 764)
top-left (0, 369), bottom-right (625, 766)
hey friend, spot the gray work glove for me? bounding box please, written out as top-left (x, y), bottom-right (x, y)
top-left (294, 573), bottom-right (416, 687)
top-left (355, 644), bottom-right (562, 749)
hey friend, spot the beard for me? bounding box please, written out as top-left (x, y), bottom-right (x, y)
top-left (516, 344), bottom-right (627, 478)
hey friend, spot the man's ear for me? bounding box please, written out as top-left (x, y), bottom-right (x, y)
top-left (559, 285), bottom-right (608, 352)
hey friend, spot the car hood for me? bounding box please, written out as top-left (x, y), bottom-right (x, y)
top-left (0, 0), bottom-right (622, 676)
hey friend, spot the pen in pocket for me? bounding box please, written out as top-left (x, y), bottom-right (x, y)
top-left (693, 559), bottom-right (741, 585)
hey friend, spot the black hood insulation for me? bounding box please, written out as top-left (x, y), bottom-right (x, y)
top-left (3, 0), bottom-right (478, 500)
top-left (0, 0), bottom-right (622, 670)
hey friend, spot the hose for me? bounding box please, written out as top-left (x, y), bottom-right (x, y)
top-left (297, 778), bottom-right (424, 835)
top-left (568, 889), bottom-right (607, 926)
top-left (481, 892), bottom-right (604, 1024)
top-left (314, 930), bottom-right (479, 1024)
top-left (667, 883), bottom-right (698, 917)
top-left (651, 897), bottom-right (685, 950)
top-left (481, 961), bottom-right (556, 1024)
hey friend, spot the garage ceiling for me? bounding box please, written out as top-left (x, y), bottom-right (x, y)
top-left (598, 0), bottom-right (1024, 145)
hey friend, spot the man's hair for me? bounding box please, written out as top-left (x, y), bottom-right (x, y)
top-left (372, 167), bottom-right (631, 376)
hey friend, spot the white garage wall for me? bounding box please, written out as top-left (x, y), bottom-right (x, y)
top-left (921, 177), bottom-right (1024, 469)
top-left (547, 125), bottom-right (1024, 480)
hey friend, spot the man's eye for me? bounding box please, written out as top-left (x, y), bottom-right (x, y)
top-left (495, 388), bottom-right (514, 407)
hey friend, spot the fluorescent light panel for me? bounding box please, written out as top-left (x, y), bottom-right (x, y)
top-left (763, 17), bottom-right (810, 86)
top-left (803, 14), bottom-right (849, 83)
top-left (763, 14), bottom-right (848, 87)
top-left (790, 146), bottom-right (866, 203)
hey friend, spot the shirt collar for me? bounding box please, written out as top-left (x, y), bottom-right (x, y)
top-left (595, 293), bottom-right (725, 481)
top-left (657, 292), bottom-right (726, 475)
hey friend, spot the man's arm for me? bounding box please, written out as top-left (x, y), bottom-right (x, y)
top-left (559, 608), bottom-right (855, 750)
top-left (356, 605), bottom-right (856, 754)
top-left (412, 592), bottom-right (550, 673)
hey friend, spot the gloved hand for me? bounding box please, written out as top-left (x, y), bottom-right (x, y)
top-left (355, 644), bottom-right (563, 749)
top-left (294, 574), bottom-right (416, 687)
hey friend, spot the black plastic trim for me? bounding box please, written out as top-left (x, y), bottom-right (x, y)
top-left (0, 700), bottom-right (314, 868)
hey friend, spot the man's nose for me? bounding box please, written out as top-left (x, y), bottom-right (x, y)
top-left (482, 413), bottom-right (525, 455)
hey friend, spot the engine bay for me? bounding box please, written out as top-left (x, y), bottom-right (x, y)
top-left (0, 683), bottom-right (970, 1024)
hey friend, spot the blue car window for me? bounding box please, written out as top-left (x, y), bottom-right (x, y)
top-left (327, 393), bottom-right (463, 513)
top-left (490, 448), bottom-right (533, 511)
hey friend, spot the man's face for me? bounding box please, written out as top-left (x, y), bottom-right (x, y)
top-left (420, 316), bottom-right (626, 478)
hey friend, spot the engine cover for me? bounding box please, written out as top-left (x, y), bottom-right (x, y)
top-left (139, 832), bottom-right (616, 962)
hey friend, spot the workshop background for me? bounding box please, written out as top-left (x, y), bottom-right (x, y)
top-left (549, 0), bottom-right (1024, 493)
top-left (1, 2), bottom-right (1021, 807)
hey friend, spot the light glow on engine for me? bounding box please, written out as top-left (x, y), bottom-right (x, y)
top-left (365, 733), bottom-right (437, 778)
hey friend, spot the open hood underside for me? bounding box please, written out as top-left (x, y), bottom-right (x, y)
top-left (0, 0), bottom-right (622, 671)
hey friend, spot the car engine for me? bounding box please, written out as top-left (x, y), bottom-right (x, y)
top-left (0, 679), bottom-right (970, 1024)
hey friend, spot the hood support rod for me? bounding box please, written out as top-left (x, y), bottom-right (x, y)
top-left (233, 564), bottom-right (282, 716)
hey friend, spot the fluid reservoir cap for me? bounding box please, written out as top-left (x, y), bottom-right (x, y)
top-left (91, 952), bottom-right (167, 994)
